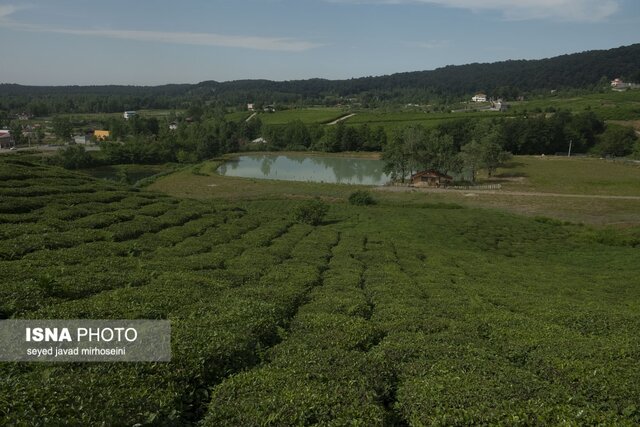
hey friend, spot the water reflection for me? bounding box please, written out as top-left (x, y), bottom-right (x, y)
top-left (217, 154), bottom-right (391, 186)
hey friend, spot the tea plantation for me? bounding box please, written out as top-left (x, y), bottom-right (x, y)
top-left (1, 158), bottom-right (639, 425)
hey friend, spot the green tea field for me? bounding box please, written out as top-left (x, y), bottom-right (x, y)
top-left (1, 157), bottom-right (639, 425)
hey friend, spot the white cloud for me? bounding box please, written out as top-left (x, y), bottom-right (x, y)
top-left (408, 39), bottom-right (450, 49)
top-left (0, 5), bottom-right (322, 52)
top-left (37, 27), bottom-right (322, 51)
top-left (0, 4), bottom-right (21, 20)
top-left (329, 0), bottom-right (620, 22)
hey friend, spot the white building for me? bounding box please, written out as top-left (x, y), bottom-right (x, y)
top-left (472, 93), bottom-right (487, 102)
top-left (610, 78), bottom-right (639, 91)
top-left (123, 111), bottom-right (137, 120)
top-left (247, 104), bottom-right (255, 111)
top-left (74, 135), bottom-right (89, 145)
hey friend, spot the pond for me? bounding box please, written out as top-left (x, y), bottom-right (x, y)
top-left (217, 154), bottom-right (391, 186)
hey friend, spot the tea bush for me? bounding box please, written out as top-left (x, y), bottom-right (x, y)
top-left (1, 158), bottom-right (639, 425)
top-left (349, 190), bottom-right (376, 205)
top-left (291, 199), bottom-right (329, 225)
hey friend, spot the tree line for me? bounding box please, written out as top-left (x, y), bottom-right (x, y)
top-left (51, 107), bottom-right (638, 173)
top-left (381, 112), bottom-right (638, 183)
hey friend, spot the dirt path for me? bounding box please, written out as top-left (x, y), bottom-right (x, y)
top-left (375, 186), bottom-right (640, 200)
top-left (327, 113), bottom-right (356, 125)
top-left (245, 112), bottom-right (258, 122)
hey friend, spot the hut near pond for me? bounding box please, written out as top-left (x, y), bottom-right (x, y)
top-left (410, 170), bottom-right (453, 188)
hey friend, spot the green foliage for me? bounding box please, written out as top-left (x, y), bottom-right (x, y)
top-left (593, 125), bottom-right (638, 157)
top-left (53, 145), bottom-right (96, 170)
top-left (459, 122), bottom-right (512, 181)
top-left (1, 158), bottom-right (640, 425)
top-left (51, 115), bottom-right (73, 141)
top-left (349, 190), bottom-right (376, 206)
top-left (292, 199), bottom-right (329, 225)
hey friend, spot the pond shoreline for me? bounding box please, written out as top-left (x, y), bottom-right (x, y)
top-left (216, 152), bottom-right (391, 186)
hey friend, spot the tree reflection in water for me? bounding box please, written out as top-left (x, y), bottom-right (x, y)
top-left (217, 154), bottom-right (390, 185)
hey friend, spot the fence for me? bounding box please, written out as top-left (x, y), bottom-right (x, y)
top-left (446, 184), bottom-right (502, 190)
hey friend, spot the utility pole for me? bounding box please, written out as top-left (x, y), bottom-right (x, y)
top-left (568, 139), bottom-right (572, 157)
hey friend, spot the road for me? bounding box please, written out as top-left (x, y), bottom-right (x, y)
top-left (327, 113), bottom-right (356, 125)
top-left (375, 186), bottom-right (640, 200)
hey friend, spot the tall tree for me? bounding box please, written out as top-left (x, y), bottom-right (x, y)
top-left (459, 141), bottom-right (484, 182)
top-left (52, 116), bottom-right (73, 142)
top-left (416, 130), bottom-right (460, 173)
top-left (382, 130), bottom-right (410, 183)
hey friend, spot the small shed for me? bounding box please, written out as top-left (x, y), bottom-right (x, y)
top-left (410, 170), bottom-right (453, 188)
top-left (74, 135), bottom-right (89, 145)
top-left (0, 130), bottom-right (12, 148)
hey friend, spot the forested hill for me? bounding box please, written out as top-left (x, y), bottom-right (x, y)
top-left (1, 43), bottom-right (639, 109)
top-left (191, 43), bottom-right (640, 99)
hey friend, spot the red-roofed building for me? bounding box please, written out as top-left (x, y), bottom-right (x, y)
top-left (0, 130), bottom-right (12, 149)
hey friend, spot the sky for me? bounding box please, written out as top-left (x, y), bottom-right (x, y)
top-left (0, 0), bottom-right (638, 85)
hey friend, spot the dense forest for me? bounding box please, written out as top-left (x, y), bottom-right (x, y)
top-left (1, 44), bottom-right (639, 114)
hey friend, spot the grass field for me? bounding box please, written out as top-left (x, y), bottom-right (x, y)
top-left (149, 154), bottom-right (640, 226)
top-left (510, 90), bottom-right (640, 120)
top-left (243, 107), bottom-right (348, 126)
top-left (220, 91), bottom-right (640, 136)
top-left (492, 156), bottom-right (640, 196)
top-left (344, 110), bottom-right (507, 131)
top-left (1, 156), bottom-right (640, 425)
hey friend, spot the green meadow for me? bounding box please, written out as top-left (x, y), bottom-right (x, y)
top-left (343, 110), bottom-right (507, 131)
top-left (509, 90), bottom-right (640, 120)
top-left (225, 91), bottom-right (640, 134)
top-left (1, 154), bottom-right (639, 425)
top-left (251, 107), bottom-right (347, 126)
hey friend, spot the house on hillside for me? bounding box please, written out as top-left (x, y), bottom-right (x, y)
top-left (252, 137), bottom-right (268, 144)
top-left (472, 93), bottom-right (487, 102)
top-left (0, 130), bottom-right (12, 148)
top-left (247, 103), bottom-right (255, 112)
top-left (611, 78), bottom-right (625, 88)
top-left (410, 170), bottom-right (453, 188)
top-left (611, 78), bottom-right (639, 91)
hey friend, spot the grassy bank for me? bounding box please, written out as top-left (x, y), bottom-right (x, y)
top-left (149, 154), bottom-right (640, 226)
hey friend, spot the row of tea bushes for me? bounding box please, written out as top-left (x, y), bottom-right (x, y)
top-left (1, 220), bottom-right (340, 425)
top-left (203, 231), bottom-right (391, 426)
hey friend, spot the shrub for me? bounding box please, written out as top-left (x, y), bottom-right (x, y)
top-left (292, 199), bottom-right (328, 226)
top-left (348, 190), bottom-right (376, 206)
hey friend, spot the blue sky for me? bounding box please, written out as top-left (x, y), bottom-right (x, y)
top-left (0, 0), bottom-right (638, 85)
